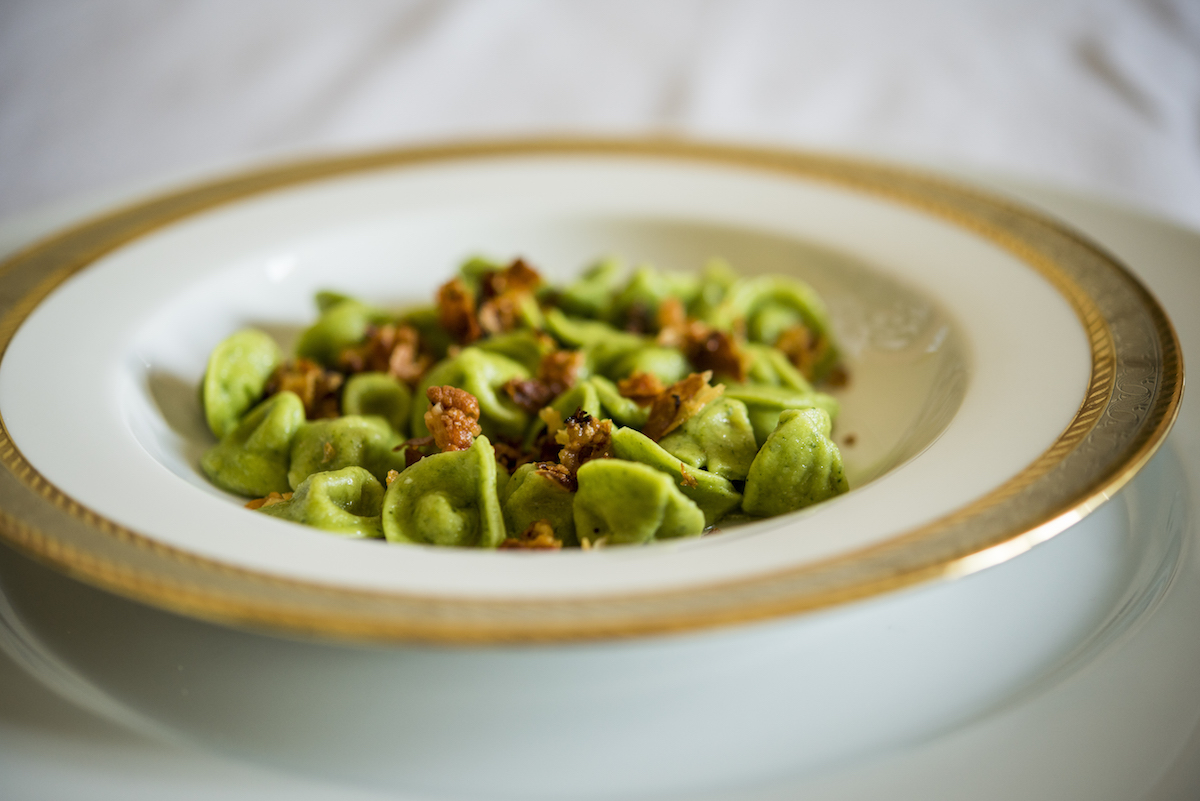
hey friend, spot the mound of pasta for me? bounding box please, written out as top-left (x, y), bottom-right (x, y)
top-left (200, 257), bottom-right (849, 549)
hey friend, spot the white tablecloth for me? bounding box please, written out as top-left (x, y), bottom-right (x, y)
top-left (2, 3), bottom-right (1200, 800)
top-left (2, 0), bottom-right (1198, 229)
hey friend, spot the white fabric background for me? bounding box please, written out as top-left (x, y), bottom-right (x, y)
top-left (1, 0), bottom-right (1199, 229)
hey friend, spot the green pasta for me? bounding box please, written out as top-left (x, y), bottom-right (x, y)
top-left (295, 298), bottom-right (392, 366)
top-left (585, 376), bottom-right (649, 428)
top-left (611, 427), bottom-right (743, 527)
top-left (287, 415), bottom-right (405, 490)
top-left (610, 265), bottom-right (700, 327)
top-left (342, 372), bottom-right (412, 436)
top-left (502, 463), bottom-right (578, 546)
top-left (606, 345), bottom-right (692, 384)
top-left (410, 348), bottom-right (530, 441)
top-left (475, 329), bottom-right (557, 374)
top-left (574, 460), bottom-right (705, 545)
top-left (202, 328), bottom-right (282, 438)
top-left (198, 255), bottom-right (851, 550)
top-left (722, 383), bottom-right (840, 447)
top-left (381, 436), bottom-right (506, 547)
top-left (742, 408), bottom-right (849, 516)
top-left (658, 397), bottom-right (759, 481)
top-left (258, 466), bottom-right (385, 539)
top-left (557, 257), bottom-right (623, 319)
top-left (202, 391), bottom-right (305, 497)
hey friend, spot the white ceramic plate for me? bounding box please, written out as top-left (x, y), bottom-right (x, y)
top-left (0, 165), bottom-right (1197, 801)
top-left (0, 141), bottom-right (1182, 642)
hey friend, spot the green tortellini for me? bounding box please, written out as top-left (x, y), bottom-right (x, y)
top-left (605, 345), bottom-right (692, 384)
top-left (381, 436), bottom-right (506, 548)
top-left (610, 265), bottom-right (700, 326)
top-left (457, 255), bottom-right (505, 293)
top-left (256, 466), bottom-right (385, 539)
top-left (501, 463), bottom-right (577, 546)
top-left (701, 275), bottom-right (828, 338)
top-left (411, 348), bottom-right (531, 441)
top-left (610, 427), bottom-right (742, 526)
top-left (202, 391), bottom-right (305, 497)
top-left (295, 297), bottom-right (392, 366)
top-left (398, 305), bottom-right (453, 361)
top-left (455, 257), bottom-right (546, 329)
top-left (549, 380), bottom-right (601, 421)
top-left (202, 328), bottom-right (282, 439)
top-left (742, 408), bottom-right (849, 517)
top-left (658, 397), bottom-right (759, 481)
top-left (699, 275), bottom-right (840, 381)
top-left (522, 376), bottom-right (648, 449)
top-left (587, 375), bottom-right (649, 428)
top-left (722, 383), bottom-right (840, 447)
top-left (574, 459), bottom-right (705, 545)
top-left (689, 258), bottom-right (739, 317)
top-left (545, 302), bottom-right (695, 384)
top-left (475, 329), bottom-right (559, 374)
top-left (342, 372), bottom-right (412, 436)
top-left (741, 343), bottom-right (813, 393)
top-left (548, 376), bottom-right (650, 428)
top-left (315, 290), bottom-right (356, 312)
top-left (202, 256), bottom-right (853, 549)
top-left (542, 307), bottom-right (618, 349)
top-left (542, 308), bottom-right (646, 375)
top-left (557, 257), bottom-right (624, 319)
top-left (287, 415), bottom-right (405, 490)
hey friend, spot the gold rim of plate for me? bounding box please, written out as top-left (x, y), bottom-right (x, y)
top-left (0, 139), bottom-right (1183, 644)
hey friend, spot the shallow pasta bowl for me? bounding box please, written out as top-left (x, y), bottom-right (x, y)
top-left (0, 139), bottom-right (1181, 643)
top-left (0, 140), bottom-right (1185, 798)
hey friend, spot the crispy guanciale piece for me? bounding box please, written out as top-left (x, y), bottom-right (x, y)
top-left (478, 292), bottom-right (525, 335)
top-left (656, 303), bottom-right (747, 381)
top-left (498, 519), bottom-right (563, 550)
top-left (481, 258), bottom-right (542, 299)
top-left (535, 461), bottom-right (577, 492)
top-left (502, 349), bottom-right (586, 414)
top-left (493, 440), bottom-right (536, 474)
top-left (555, 410), bottom-right (614, 476)
top-left (641, 371), bottom-right (725, 442)
top-left (617, 371), bottom-right (666, 407)
top-left (395, 434), bottom-right (436, 468)
top-left (775, 324), bottom-right (833, 382)
top-left (385, 469), bottom-right (401, 487)
top-left (437, 278), bottom-right (483, 344)
top-left (538, 350), bottom-right (586, 396)
top-left (337, 323), bottom-right (431, 384)
top-left (655, 297), bottom-right (688, 343)
top-left (622, 301), bottom-right (654, 334)
top-left (686, 328), bottom-right (746, 381)
top-left (478, 258), bottom-right (544, 335)
top-left (424, 385), bottom-right (483, 452)
top-left (245, 491), bottom-right (293, 510)
top-left (503, 377), bottom-right (556, 414)
top-left (265, 358), bottom-right (344, 419)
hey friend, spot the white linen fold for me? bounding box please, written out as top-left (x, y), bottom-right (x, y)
top-left (1, 0), bottom-right (1197, 227)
